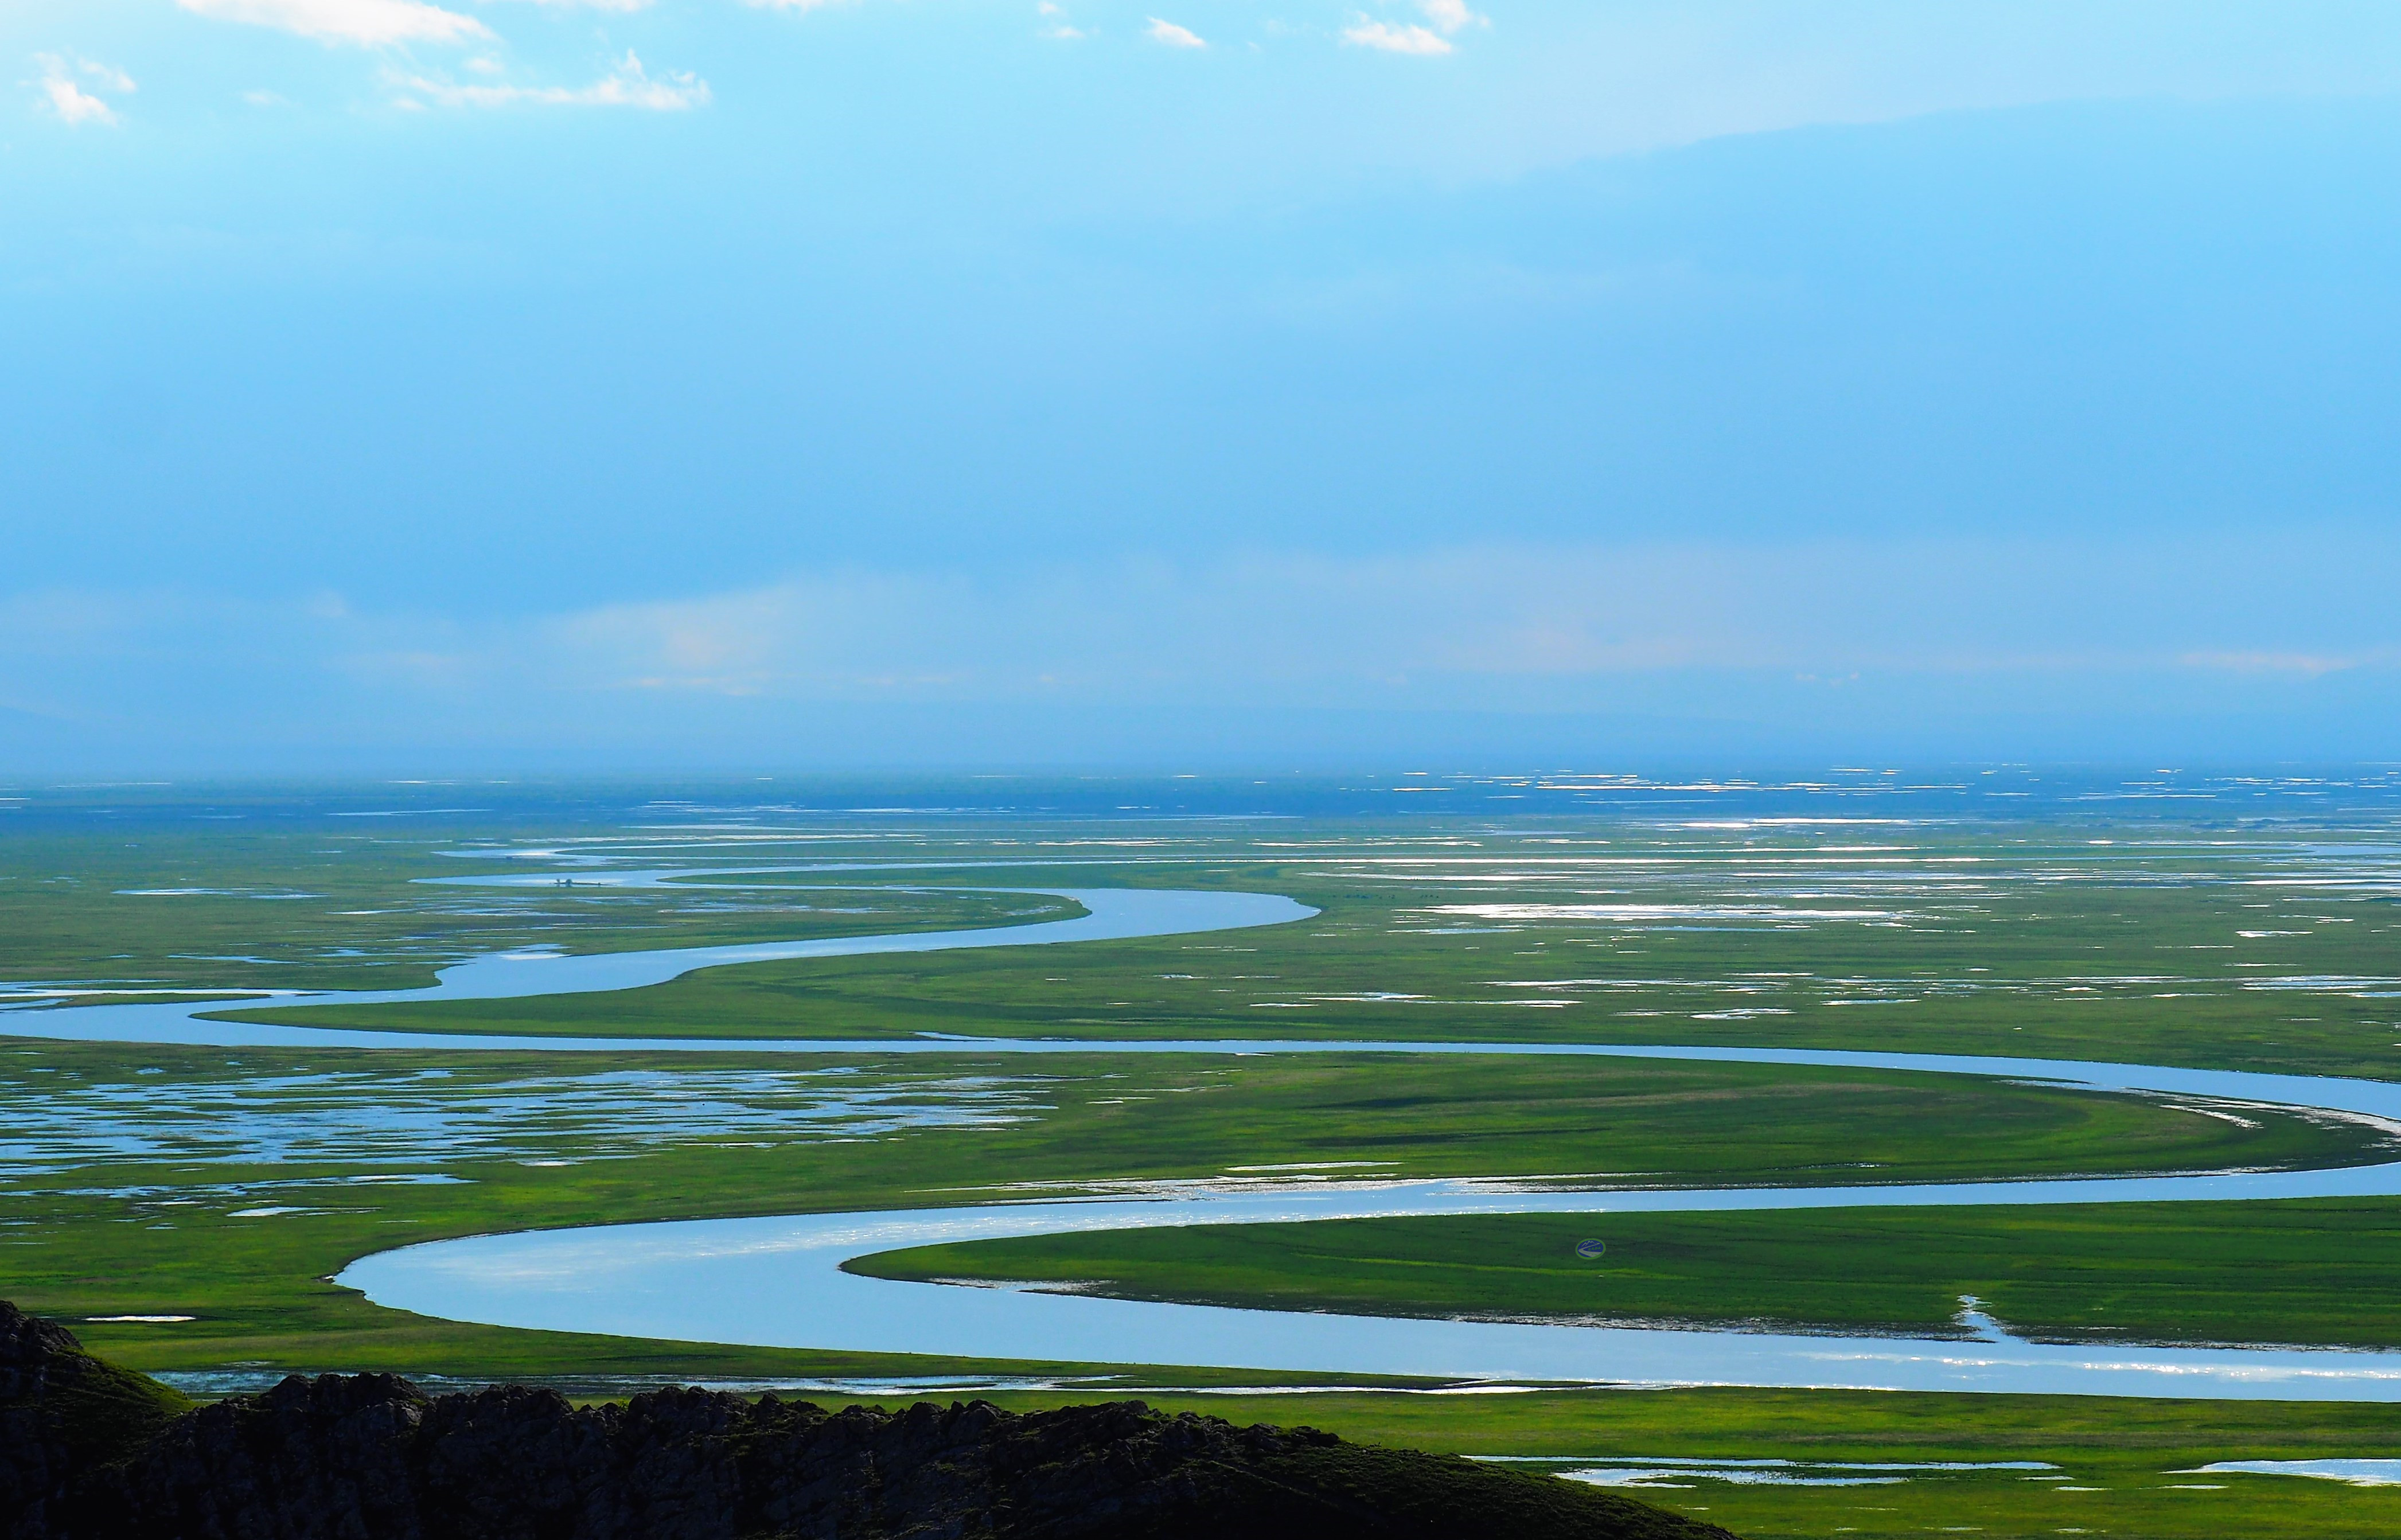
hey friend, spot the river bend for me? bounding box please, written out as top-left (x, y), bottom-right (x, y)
top-left (16, 880), bottom-right (2401, 1398)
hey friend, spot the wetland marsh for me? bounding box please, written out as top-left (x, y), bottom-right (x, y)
top-left (7, 771), bottom-right (2401, 1537)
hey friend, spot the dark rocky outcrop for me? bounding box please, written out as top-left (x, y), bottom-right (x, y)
top-left (1, 1301), bottom-right (192, 1539)
top-left (0, 1303), bottom-right (1736, 1539)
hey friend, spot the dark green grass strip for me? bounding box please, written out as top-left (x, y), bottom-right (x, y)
top-left (855, 1200), bottom-right (2401, 1348)
top-left (942, 1386), bottom-right (2401, 1540)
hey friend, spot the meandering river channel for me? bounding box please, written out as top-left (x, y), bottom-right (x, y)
top-left (16, 881), bottom-right (2401, 1398)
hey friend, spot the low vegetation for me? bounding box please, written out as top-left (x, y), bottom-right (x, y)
top-left (856, 1199), bottom-right (2401, 1348)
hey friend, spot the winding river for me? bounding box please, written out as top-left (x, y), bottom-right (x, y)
top-left (19, 880), bottom-right (2401, 1399)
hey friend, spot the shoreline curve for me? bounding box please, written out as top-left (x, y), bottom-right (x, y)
top-left (20, 876), bottom-right (2401, 1398)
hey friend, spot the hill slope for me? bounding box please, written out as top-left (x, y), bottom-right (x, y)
top-left (0, 1302), bottom-right (1733, 1539)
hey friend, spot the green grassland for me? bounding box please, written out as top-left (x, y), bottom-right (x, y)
top-left (10, 797), bottom-right (2401, 1538)
top-left (921, 1385), bottom-right (2401, 1540)
top-left (855, 1199), bottom-right (2401, 1348)
top-left (247, 829), bottom-right (2401, 1081)
top-left (0, 828), bottom-right (1079, 996)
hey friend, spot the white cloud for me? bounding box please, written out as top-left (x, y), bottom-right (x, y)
top-left (75, 57), bottom-right (139, 93)
top-left (1343, 0), bottom-right (1485, 57)
top-left (1146, 17), bottom-right (1205, 48)
top-left (1416, 0), bottom-right (1487, 35)
top-left (1340, 19), bottom-right (1450, 54)
top-left (176, 0), bottom-right (492, 46)
top-left (388, 50), bottom-right (711, 110)
top-left (37, 79), bottom-right (116, 127)
top-left (1038, 1), bottom-right (1085, 39)
top-left (31, 54), bottom-right (132, 127)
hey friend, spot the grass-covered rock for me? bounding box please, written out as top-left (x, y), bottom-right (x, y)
top-left (1, 1303), bottom-right (192, 1539)
top-left (0, 1302), bottom-right (1730, 1539)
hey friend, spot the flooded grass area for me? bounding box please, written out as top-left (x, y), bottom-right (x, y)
top-left (247, 797), bottom-right (2401, 1083)
top-left (1095, 1384), bottom-right (2401, 1539)
top-left (9, 1043), bottom-right (2347, 1373)
top-left (7, 773), bottom-right (2401, 1535)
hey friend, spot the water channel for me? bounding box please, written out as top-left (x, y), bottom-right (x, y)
top-left (15, 879), bottom-right (2401, 1398)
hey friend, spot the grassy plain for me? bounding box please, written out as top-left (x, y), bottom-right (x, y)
top-left (856, 1199), bottom-right (2401, 1347)
top-left (7, 782), bottom-right (2401, 1538)
top-left (256, 832), bottom-right (2401, 1082)
top-left (0, 828), bottom-right (1077, 996)
top-left (927, 1386), bottom-right (2401, 1540)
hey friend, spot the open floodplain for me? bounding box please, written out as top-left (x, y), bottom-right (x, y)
top-left (7, 770), bottom-right (2401, 1538)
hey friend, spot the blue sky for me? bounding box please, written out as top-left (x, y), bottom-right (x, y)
top-left (5, 1), bottom-right (2399, 771)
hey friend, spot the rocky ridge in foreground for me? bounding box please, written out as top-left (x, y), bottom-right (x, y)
top-left (0, 1302), bottom-right (1733, 1539)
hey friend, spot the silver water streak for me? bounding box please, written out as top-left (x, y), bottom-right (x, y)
top-left (17, 880), bottom-right (2401, 1397)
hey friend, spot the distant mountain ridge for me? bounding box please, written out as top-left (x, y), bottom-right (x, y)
top-left (0, 1301), bottom-right (1733, 1539)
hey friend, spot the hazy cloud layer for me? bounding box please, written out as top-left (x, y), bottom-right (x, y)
top-left (5, 537), bottom-right (2395, 769)
top-left (385, 51), bottom-right (710, 110)
top-left (174, 0), bottom-right (492, 45)
top-left (488, 540), bottom-right (2401, 700)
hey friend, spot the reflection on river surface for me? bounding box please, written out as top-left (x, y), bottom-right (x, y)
top-left (18, 879), bottom-right (2401, 1398)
